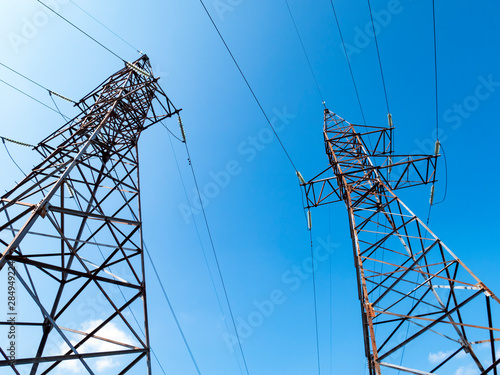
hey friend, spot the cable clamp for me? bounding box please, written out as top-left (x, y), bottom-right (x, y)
top-left (366, 303), bottom-right (376, 319)
top-left (477, 282), bottom-right (493, 297)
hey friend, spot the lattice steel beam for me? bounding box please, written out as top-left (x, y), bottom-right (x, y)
top-left (302, 109), bottom-right (499, 375)
top-left (0, 55), bottom-right (180, 374)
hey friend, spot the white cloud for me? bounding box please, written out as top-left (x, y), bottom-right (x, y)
top-left (95, 357), bottom-right (119, 372)
top-left (455, 365), bottom-right (479, 375)
top-left (56, 341), bottom-right (82, 374)
top-left (52, 319), bottom-right (135, 374)
top-left (80, 319), bottom-right (134, 353)
top-left (428, 350), bottom-right (453, 364)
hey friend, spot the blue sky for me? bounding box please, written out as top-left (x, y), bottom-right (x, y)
top-left (0, 1), bottom-right (500, 374)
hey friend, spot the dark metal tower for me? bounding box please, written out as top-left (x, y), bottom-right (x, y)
top-left (302, 109), bottom-right (499, 374)
top-left (0, 55), bottom-right (179, 374)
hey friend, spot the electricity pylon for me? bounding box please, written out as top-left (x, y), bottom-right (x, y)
top-left (301, 109), bottom-right (499, 374)
top-left (0, 55), bottom-right (180, 374)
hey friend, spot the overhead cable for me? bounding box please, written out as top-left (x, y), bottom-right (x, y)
top-left (428, 0), bottom-right (441, 214)
top-left (181, 115), bottom-right (251, 375)
top-left (328, 0), bottom-right (367, 125)
top-left (66, 179), bottom-right (171, 375)
top-left (284, 0), bottom-right (326, 107)
top-left (0, 77), bottom-right (62, 115)
top-left (165, 129), bottom-right (246, 374)
top-left (309, 230), bottom-right (322, 375)
top-left (366, 0), bottom-right (391, 115)
top-left (432, 0), bottom-right (439, 141)
top-left (37, 0), bottom-right (125, 62)
top-left (144, 243), bottom-right (203, 375)
top-left (68, 0), bottom-right (143, 55)
top-left (197, 0), bottom-right (298, 172)
top-left (1, 138), bottom-right (28, 176)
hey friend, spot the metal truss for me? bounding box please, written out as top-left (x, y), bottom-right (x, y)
top-left (301, 109), bottom-right (499, 374)
top-left (0, 55), bottom-right (180, 374)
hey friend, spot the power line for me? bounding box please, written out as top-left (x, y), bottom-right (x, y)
top-left (103, 165), bottom-right (203, 375)
top-left (366, 0), bottom-right (391, 114)
top-left (1, 138), bottom-right (27, 176)
top-left (0, 58), bottom-right (190, 374)
top-left (165, 129), bottom-right (246, 374)
top-left (0, 62), bottom-right (49, 92)
top-left (136, 316), bottom-right (169, 375)
top-left (328, 207), bottom-right (333, 375)
top-left (83, 220), bottom-right (169, 375)
top-left (37, 0), bottom-right (125, 62)
top-left (0, 61), bottom-right (76, 106)
top-left (428, 0), bottom-right (441, 218)
top-left (284, 0), bottom-right (326, 107)
top-left (114, 265), bottom-right (169, 375)
top-left (162, 121), bottom-right (184, 143)
top-left (144, 244), bottom-right (203, 375)
top-left (49, 92), bottom-right (71, 121)
top-left (197, 0), bottom-right (297, 172)
top-left (68, 156), bottom-right (185, 375)
top-left (328, 0), bottom-right (367, 125)
top-left (0, 137), bottom-right (75, 202)
top-left (300, 187), bottom-right (321, 375)
top-left (0, 77), bottom-right (61, 115)
top-left (433, 144), bottom-right (447, 205)
top-left (0, 62), bottom-right (76, 122)
top-left (432, 0), bottom-right (439, 140)
top-left (0, 133), bottom-right (190, 375)
top-left (182, 126), bottom-right (251, 375)
top-left (68, 0), bottom-right (143, 55)
top-left (309, 230), bottom-right (321, 375)
top-left (328, 1), bottom-right (374, 153)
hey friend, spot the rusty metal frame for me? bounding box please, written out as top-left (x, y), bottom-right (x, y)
top-left (0, 55), bottom-right (179, 374)
top-left (302, 109), bottom-right (499, 374)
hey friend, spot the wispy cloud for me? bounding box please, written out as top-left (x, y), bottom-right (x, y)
top-left (53, 319), bottom-right (134, 374)
top-left (455, 365), bottom-right (479, 375)
top-left (428, 350), bottom-right (453, 364)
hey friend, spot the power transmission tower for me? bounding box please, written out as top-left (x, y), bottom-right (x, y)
top-left (0, 55), bottom-right (180, 374)
top-left (301, 109), bottom-right (499, 374)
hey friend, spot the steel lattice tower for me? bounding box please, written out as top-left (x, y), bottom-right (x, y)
top-left (302, 109), bottom-right (500, 374)
top-left (0, 55), bottom-right (179, 374)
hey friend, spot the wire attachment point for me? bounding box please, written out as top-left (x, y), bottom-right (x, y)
top-left (65, 182), bottom-right (75, 198)
top-left (434, 140), bottom-right (440, 155)
top-left (296, 171), bottom-right (306, 185)
top-left (126, 61), bottom-right (151, 78)
top-left (49, 90), bottom-right (76, 104)
top-left (429, 185), bottom-right (435, 205)
top-left (0, 136), bottom-right (34, 148)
